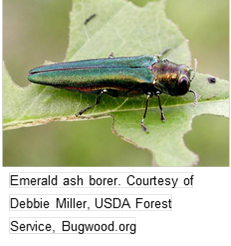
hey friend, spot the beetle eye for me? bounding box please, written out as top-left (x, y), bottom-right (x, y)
top-left (178, 76), bottom-right (189, 95)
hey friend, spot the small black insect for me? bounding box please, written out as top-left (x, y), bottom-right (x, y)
top-left (208, 77), bottom-right (216, 84)
top-left (84, 14), bottom-right (96, 25)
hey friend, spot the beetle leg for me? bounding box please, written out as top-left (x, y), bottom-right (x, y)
top-left (162, 58), bottom-right (169, 62)
top-left (156, 48), bottom-right (171, 60)
top-left (76, 89), bottom-right (107, 116)
top-left (108, 52), bottom-right (114, 58)
top-left (188, 89), bottom-right (198, 106)
top-left (160, 48), bottom-right (171, 57)
top-left (156, 92), bottom-right (165, 121)
top-left (141, 92), bottom-right (152, 132)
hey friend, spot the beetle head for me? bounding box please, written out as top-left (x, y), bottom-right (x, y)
top-left (152, 59), bottom-right (197, 97)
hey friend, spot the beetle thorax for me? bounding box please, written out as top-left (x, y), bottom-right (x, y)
top-left (151, 60), bottom-right (179, 83)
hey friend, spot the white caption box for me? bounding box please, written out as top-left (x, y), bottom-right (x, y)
top-left (9, 217), bottom-right (136, 234)
top-left (10, 194), bottom-right (172, 211)
top-left (9, 172), bottom-right (194, 188)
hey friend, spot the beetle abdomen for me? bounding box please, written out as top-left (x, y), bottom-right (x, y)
top-left (28, 56), bottom-right (156, 93)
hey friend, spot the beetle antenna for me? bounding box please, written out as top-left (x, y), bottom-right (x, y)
top-left (190, 58), bottom-right (197, 82)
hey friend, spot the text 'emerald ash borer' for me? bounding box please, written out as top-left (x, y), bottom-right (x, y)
top-left (28, 49), bottom-right (197, 132)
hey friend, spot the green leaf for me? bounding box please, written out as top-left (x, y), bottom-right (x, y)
top-left (3, 0), bottom-right (229, 166)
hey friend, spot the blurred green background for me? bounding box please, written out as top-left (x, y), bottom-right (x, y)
top-left (3, 0), bottom-right (229, 167)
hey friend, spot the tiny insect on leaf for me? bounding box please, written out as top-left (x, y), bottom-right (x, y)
top-left (84, 13), bottom-right (96, 25)
top-left (208, 77), bottom-right (216, 84)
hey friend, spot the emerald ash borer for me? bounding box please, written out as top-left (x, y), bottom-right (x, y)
top-left (28, 50), bottom-right (197, 132)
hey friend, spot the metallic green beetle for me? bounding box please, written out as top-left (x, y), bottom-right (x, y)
top-left (28, 50), bottom-right (197, 132)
